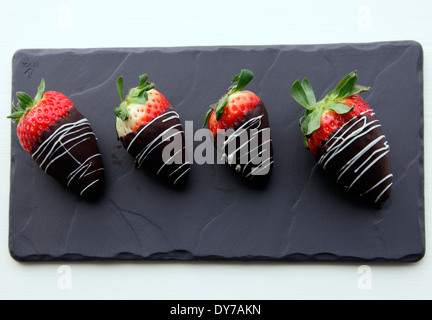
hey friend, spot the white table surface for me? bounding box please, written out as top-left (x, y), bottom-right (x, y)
top-left (0, 0), bottom-right (431, 300)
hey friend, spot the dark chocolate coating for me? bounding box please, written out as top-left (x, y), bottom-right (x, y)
top-left (215, 101), bottom-right (274, 182)
top-left (30, 106), bottom-right (104, 197)
top-left (119, 106), bottom-right (190, 185)
top-left (316, 113), bottom-right (392, 206)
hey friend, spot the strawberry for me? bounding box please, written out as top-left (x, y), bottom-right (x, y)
top-left (290, 71), bottom-right (393, 206)
top-left (115, 76), bottom-right (170, 135)
top-left (9, 80), bottom-right (73, 154)
top-left (115, 74), bottom-right (190, 185)
top-left (8, 79), bottom-right (104, 197)
top-left (203, 69), bottom-right (273, 181)
top-left (205, 90), bottom-right (262, 136)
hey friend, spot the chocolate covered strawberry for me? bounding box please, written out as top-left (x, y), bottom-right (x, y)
top-left (203, 69), bottom-right (273, 181)
top-left (291, 71), bottom-right (393, 206)
top-left (8, 79), bottom-right (104, 197)
top-left (115, 74), bottom-right (190, 185)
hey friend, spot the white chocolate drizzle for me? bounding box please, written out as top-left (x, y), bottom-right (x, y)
top-left (31, 118), bottom-right (103, 196)
top-left (317, 112), bottom-right (392, 203)
top-left (126, 110), bottom-right (189, 184)
top-left (222, 114), bottom-right (273, 179)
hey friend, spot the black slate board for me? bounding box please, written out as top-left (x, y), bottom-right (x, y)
top-left (9, 41), bottom-right (425, 262)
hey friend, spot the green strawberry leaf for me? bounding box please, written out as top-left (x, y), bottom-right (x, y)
top-left (300, 115), bottom-right (310, 146)
top-left (207, 69), bottom-right (255, 126)
top-left (292, 70), bottom-right (371, 149)
top-left (232, 74), bottom-right (240, 82)
top-left (326, 71), bottom-right (357, 100)
top-left (346, 85), bottom-right (371, 97)
top-left (138, 74), bottom-right (148, 88)
top-left (11, 101), bottom-right (19, 112)
top-left (215, 94), bottom-right (229, 121)
top-left (114, 101), bottom-right (129, 121)
top-left (306, 107), bottom-right (322, 136)
top-left (7, 78), bottom-right (46, 123)
top-left (141, 83), bottom-right (155, 92)
top-left (7, 102), bottom-right (26, 123)
top-left (326, 102), bottom-right (354, 114)
top-left (137, 74), bottom-right (155, 92)
top-left (116, 76), bottom-right (124, 102)
top-left (301, 78), bottom-right (316, 107)
top-left (299, 109), bottom-right (311, 123)
top-left (300, 107), bottom-right (322, 139)
top-left (34, 79), bottom-right (45, 102)
top-left (16, 92), bottom-right (33, 108)
top-left (122, 74), bottom-right (155, 105)
top-left (336, 74), bottom-right (358, 100)
top-left (299, 108), bottom-right (320, 147)
top-left (233, 69), bottom-right (254, 93)
top-left (203, 108), bottom-right (213, 128)
top-left (290, 80), bottom-right (313, 110)
top-left (127, 88), bottom-right (147, 104)
top-left (300, 113), bottom-right (310, 135)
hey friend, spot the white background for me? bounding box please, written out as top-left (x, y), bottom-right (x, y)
top-left (0, 0), bottom-right (431, 300)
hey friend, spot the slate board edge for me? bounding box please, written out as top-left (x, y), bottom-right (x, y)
top-left (8, 41), bottom-right (425, 264)
top-left (10, 41), bottom-right (425, 67)
top-left (9, 249), bottom-right (424, 263)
